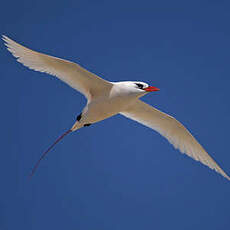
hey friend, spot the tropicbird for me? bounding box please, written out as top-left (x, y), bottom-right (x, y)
top-left (2, 35), bottom-right (229, 180)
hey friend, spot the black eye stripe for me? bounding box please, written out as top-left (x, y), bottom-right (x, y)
top-left (135, 83), bottom-right (144, 89)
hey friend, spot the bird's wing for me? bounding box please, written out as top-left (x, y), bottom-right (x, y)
top-left (2, 35), bottom-right (112, 100)
top-left (120, 99), bottom-right (230, 180)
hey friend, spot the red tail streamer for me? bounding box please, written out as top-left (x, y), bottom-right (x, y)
top-left (29, 129), bottom-right (72, 178)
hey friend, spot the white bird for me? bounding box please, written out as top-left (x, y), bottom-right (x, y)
top-left (2, 35), bottom-right (229, 180)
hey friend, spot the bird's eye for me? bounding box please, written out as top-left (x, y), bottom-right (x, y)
top-left (135, 83), bottom-right (144, 89)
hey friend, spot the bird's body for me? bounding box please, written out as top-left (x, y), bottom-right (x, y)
top-left (72, 81), bottom-right (148, 130)
top-left (2, 35), bottom-right (229, 180)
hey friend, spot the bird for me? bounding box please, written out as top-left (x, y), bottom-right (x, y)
top-left (2, 35), bottom-right (229, 180)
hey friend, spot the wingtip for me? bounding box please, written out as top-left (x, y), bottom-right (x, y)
top-left (219, 170), bottom-right (230, 181)
top-left (2, 35), bottom-right (16, 46)
top-left (225, 174), bottom-right (230, 181)
top-left (2, 34), bottom-right (9, 42)
top-left (2, 35), bottom-right (11, 47)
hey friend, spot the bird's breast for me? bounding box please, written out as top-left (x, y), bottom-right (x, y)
top-left (81, 95), bottom-right (136, 124)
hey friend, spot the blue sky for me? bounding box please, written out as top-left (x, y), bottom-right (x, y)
top-left (1, 0), bottom-right (230, 229)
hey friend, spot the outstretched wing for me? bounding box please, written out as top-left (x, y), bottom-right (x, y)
top-left (120, 100), bottom-right (230, 180)
top-left (3, 35), bottom-right (112, 100)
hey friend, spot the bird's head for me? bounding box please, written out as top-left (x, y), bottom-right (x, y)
top-left (114, 81), bottom-right (160, 98)
top-left (133, 81), bottom-right (160, 93)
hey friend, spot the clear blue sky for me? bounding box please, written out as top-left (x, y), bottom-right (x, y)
top-left (1, 0), bottom-right (230, 229)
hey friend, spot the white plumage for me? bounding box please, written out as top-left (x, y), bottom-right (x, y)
top-left (3, 35), bottom-right (229, 180)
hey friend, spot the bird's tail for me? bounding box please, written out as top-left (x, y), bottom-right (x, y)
top-left (29, 129), bottom-right (73, 178)
top-left (29, 120), bottom-right (84, 178)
